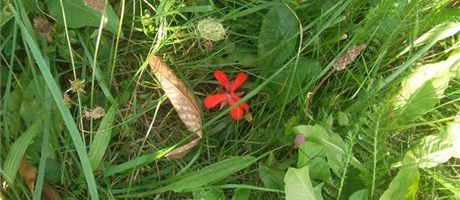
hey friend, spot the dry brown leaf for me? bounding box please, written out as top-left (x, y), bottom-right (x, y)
top-left (148, 55), bottom-right (203, 158)
top-left (333, 44), bottom-right (367, 71)
top-left (164, 136), bottom-right (202, 159)
top-left (19, 158), bottom-right (62, 200)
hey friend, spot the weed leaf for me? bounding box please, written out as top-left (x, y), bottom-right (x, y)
top-left (258, 164), bottom-right (285, 190)
top-left (398, 22), bottom-right (460, 56)
top-left (284, 166), bottom-right (317, 200)
top-left (294, 125), bottom-right (367, 175)
top-left (88, 104), bottom-right (117, 170)
top-left (148, 55), bottom-right (203, 158)
top-left (380, 152), bottom-right (419, 200)
top-left (231, 188), bottom-right (251, 200)
top-left (349, 189), bottom-right (368, 200)
top-left (163, 156), bottom-right (256, 192)
top-left (410, 121), bottom-right (460, 168)
top-left (258, 3), bottom-right (298, 73)
top-left (48, 0), bottom-right (120, 34)
top-left (3, 119), bottom-right (42, 183)
top-left (392, 52), bottom-right (460, 125)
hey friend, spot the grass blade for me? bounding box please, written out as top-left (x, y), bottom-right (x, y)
top-left (163, 156), bottom-right (256, 193)
top-left (3, 119), bottom-right (42, 183)
top-left (10, 4), bottom-right (99, 199)
top-left (88, 104), bottom-right (117, 170)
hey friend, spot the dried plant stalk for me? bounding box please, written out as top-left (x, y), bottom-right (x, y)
top-left (148, 56), bottom-right (203, 158)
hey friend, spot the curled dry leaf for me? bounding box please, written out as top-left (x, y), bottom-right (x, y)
top-left (333, 44), bottom-right (367, 71)
top-left (148, 55), bottom-right (203, 158)
top-left (19, 158), bottom-right (62, 200)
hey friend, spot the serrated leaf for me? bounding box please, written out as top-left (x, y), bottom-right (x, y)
top-left (258, 3), bottom-right (298, 73)
top-left (284, 166), bottom-right (317, 200)
top-left (48, 0), bottom-right (120, 34)
top-left (88, 104), bottom-right (117, 170)
top-left (380, 152), bottom-right (419, 200)
top-left (163, 156), bottom-right (256, 192)
top-left (148, 56), bottom-right (203, 158)
top-left (3, 119), bottom-right (42, 183)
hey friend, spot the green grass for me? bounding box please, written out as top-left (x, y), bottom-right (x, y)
top-left (1, 0), bottom-right (460, 199)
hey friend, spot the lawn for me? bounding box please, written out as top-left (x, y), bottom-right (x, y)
top-left (1, 0), bottom-right (460, 199)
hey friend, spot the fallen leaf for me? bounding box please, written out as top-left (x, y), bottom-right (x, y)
top-left (19, 158), bottom-right (62, 200)
top-left (148, 55), bottom-right (203, 158)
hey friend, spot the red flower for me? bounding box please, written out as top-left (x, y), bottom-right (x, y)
top-left (204, 70), bottom-right (249, 120)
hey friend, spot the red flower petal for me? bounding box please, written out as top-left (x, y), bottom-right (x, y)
top-left (230, 95), bottom-right (249, 112)
top-left (228, 97), bottom-right (244, 120)
top-left (214, 70), bottom-right (230, 90)
top-left (230, 72), bottom-right (247, 92)
top-left (240, 102), bottom-right (249, 112)
top-left (204, 94), bottom-right (227, 109)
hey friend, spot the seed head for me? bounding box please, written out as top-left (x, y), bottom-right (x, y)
top-left (68, 79), bottom-right (85, 94)
top-left (84, 106), bottom-right (105, 120)
top-left (196, 19), bottom-right (226, 41)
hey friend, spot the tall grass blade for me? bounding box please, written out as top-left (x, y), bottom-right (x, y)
top-left (10, 4), bottom-right (99, 199)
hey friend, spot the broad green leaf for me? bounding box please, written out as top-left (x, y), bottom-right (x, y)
top-left (410, 121), bottom-right (460, 168)
top-left (20, 78), bottom-right (53, 126)
top-left (349, 189), bottom-right (368, 200)
top-left (450, 121), bottom-right (460, 158)
top-left (398, 22), bottom-right (460, 56)
top-left (297, 142), bottom-right (325, 168)
top-left (380, 152), bottom-right (419, 200)
top-left (258, 3), bottom-right (299, 73)
top-left (294, 125), bottom-right (367, 175)
top-left (284, 166), bottom-right (317, 200)
top-left (313, 183), bottom-right (324, 200)
top-left (270, 58), bottom-right (322, 105)
top-left (48, 0), bottom-right (120, 34)
top-left (392, 52), bottom-right (460, 125)
top-left (297, 142), bottom-right (331, 183)
top-left (88, 104), bottom-right (117, 170)
top-left (202, 190), bottom-right (225, 200)
top-left (3, 119), bottom-right (42, 183)
top-left (164, 156), bottom-right (256, 192)
top-left (258, 164), bottom-right (285, 190)
top-left (232, 188), bottom-right (250, 200)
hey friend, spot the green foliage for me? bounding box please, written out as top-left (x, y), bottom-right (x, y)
top-left (391, 52), bottom-right (460, 125)
top-left (410, 121), bottom-right (460, 168)
top-left (258, 3), bottom-right (298, 73)
top-left (48, 0), bottom-right (120, 34)
top-left (2, 0), bottom-right (460, 199)
top-left (163, 156), bottom-right (256, 193)
top-left (3, 120), bottom-right (42, 183)
top-left (284, 166), bottom-right (317, 200)
top-left (258, 164), bottom-right (285, 190)
top-left (380, 152), bottom-right (420, 200)
top-left (88, 104), bottom-right (118, 170)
